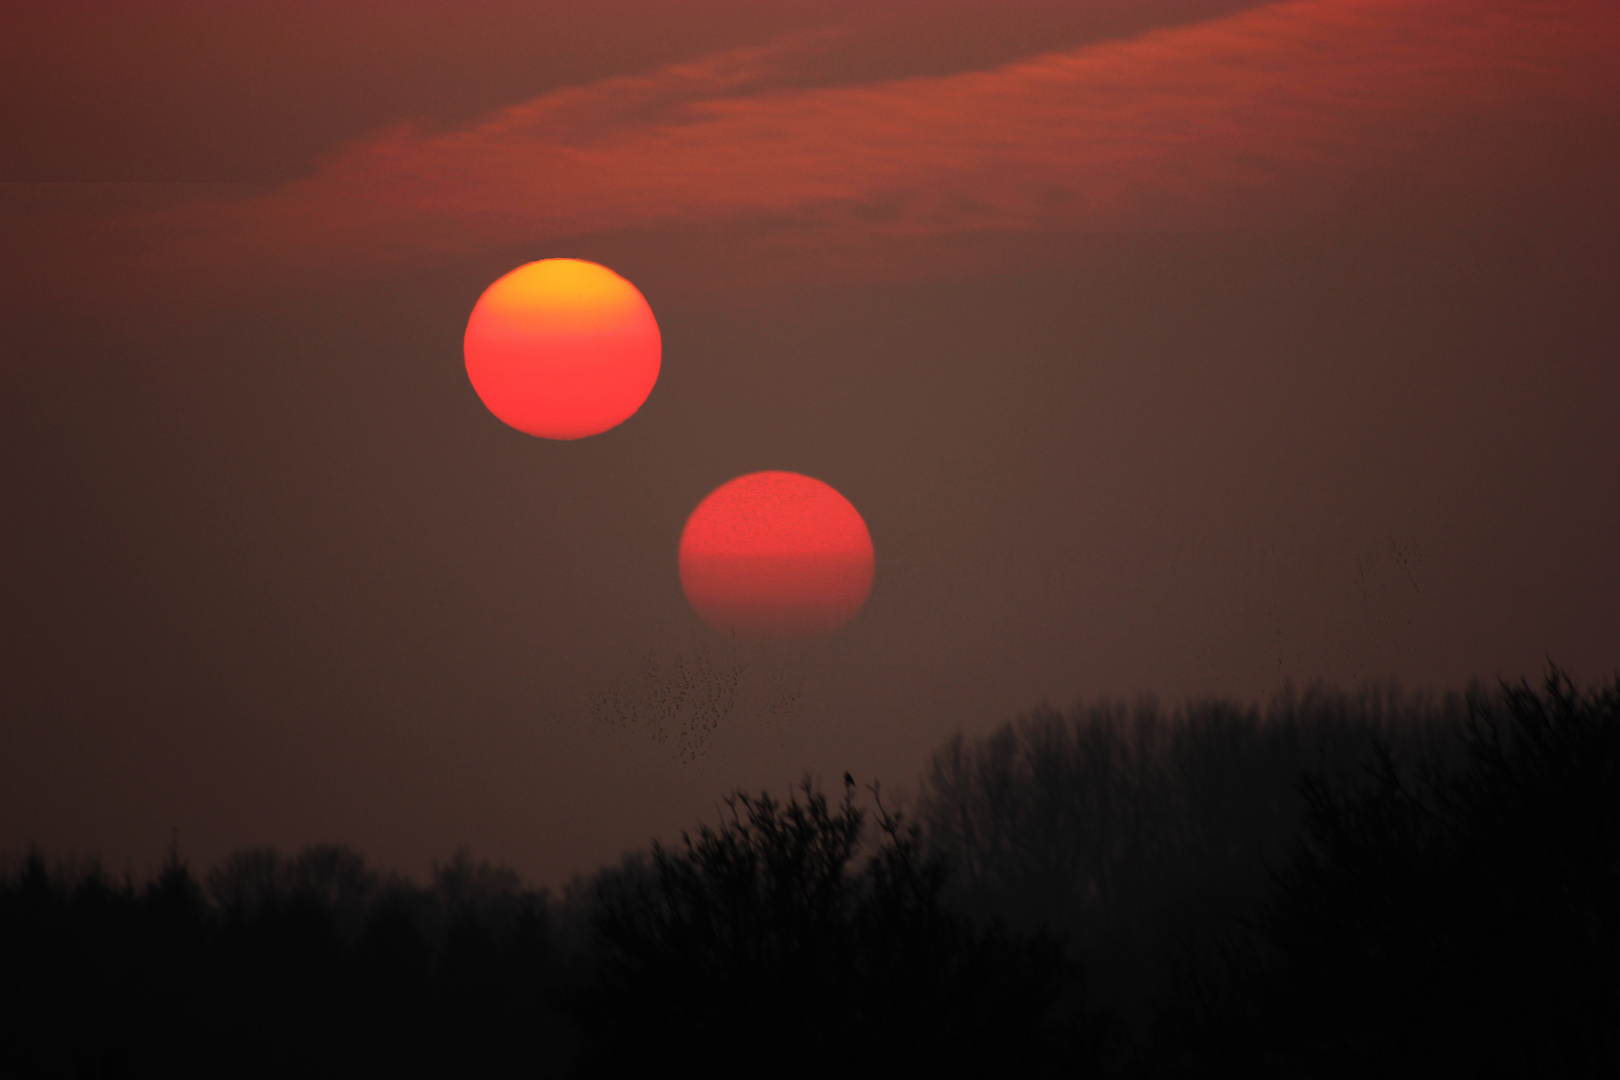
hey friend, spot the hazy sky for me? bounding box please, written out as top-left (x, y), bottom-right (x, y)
top-left (3, 0), bottom-right (1617, 889)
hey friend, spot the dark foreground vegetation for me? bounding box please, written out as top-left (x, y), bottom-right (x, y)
top-left (2, 845), bottom-right (566, 1077)
top-left (4, 668), bottom-right (1616, 1077)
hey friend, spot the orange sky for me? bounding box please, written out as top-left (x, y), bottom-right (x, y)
top-left (2, 0), bottom-right (1616, 890)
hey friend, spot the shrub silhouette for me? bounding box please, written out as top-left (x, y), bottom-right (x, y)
top-left (566, 776), bottom-right (1116, 1078)
top-left (1154, 668), bottom-right (1620, 1076)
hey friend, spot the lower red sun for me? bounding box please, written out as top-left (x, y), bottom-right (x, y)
top-left (464, 259), bottom-right (660, 440)
top-left (679, 471), bottom-right (875, 641)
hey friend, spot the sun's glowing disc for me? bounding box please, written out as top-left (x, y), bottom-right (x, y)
top-left (464, 259), bottom-right (660, 439)
top-left (679, 471), bottom-right (875, 640)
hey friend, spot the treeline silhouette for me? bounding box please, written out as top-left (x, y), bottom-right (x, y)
top-left (4, 669), bottom-right (1615, 1076)
top-left (915, 680), bottom-right (1473, 1029)
top-left (2, 845), bottom-right (570, 1077)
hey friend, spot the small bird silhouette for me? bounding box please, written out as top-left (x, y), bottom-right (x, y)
top-left (843, 772), bottom-right (854, 787)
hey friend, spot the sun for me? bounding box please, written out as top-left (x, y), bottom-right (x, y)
top-left (679, 471), bottom-right (875, 641)
top-left (463, 259), bottom-right (660, 439)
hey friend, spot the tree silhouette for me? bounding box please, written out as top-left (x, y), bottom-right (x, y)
top-left (1155, 668), bottom-right (1620, 1076)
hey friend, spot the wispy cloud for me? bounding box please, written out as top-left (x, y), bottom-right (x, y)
top-left (147, 0), bottom-right (1620, 280)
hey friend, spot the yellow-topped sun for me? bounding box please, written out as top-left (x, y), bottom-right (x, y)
top-left (464, 259), bottom-right (661, 439)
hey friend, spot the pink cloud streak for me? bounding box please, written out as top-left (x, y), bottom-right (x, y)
top-left (148, 0), bottom-right (1620, 278)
